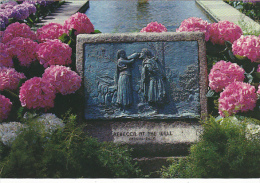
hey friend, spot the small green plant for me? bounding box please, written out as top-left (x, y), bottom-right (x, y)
top-left (0, 113), bottom-right (142, 178)
top-left (160, 116), bottom-right (260, 178)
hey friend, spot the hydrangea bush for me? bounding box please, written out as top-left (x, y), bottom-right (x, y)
top-left (0, 10), bottom-right (98, 121)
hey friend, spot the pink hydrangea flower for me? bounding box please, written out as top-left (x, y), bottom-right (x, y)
top-left (257, 85), bottom-right (260, 95)
top-left (208, 20), bottom-right (243, 45)
top-left (42, 65), bottom-right (81, 95)
top-left (0, 43), bottom-right (13, 67)
top-left (218, 81), bottom-right (257, 117)
top-left (232, 35), bottom-right (260, 63)
top-left (36, 22), bottom-right (69, 43)
top-left (19, 77), bottom-right (56, 110)
top-left (176, 17), bottom-right (210, 41)
top-left (63, 12), bottom-right (94, 35)
top-left (6, 37), bottom-right (38, 67)
top-left (208, 60), bottom-right (245, 92)
top-left (0, 67), bottom-right (26, 91)
top-left (1, 22), bottom-right (36, 43)
top-left (258, 65), bottom-right (260, 72)
top-left (37, 39), bottom-right (72, 68)
top-left (0, 95), bottom-right (12, 121)
top-left (140, 21), bottom-right (167, 33)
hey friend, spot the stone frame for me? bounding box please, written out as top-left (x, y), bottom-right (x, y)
top-left (76, 32), bottom-right (208, 120)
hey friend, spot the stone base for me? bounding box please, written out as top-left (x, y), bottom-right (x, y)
top-left (85, 119), bottom-right (202, 157)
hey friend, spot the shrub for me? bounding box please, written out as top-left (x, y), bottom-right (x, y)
top-left (160, 116), bottom-right (260, 178)
top-left (0, 113), bottom-right (142, 178)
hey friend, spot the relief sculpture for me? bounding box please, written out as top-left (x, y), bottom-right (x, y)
top-left (84, 41), bottom-right (201, 119)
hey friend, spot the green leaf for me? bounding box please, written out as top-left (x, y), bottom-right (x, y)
top-left (69, 29), bottom-right (77, 38)
top-left (67, 40), bottom-right (72, 46)
top-left (228, 50), bottom-right (236, 62)
top-left (206, 89), bottom-right (215, 98)
top-left (225, 41), bottom-right (233, 49)
top-left (58, 33), bottom-right (70, 43)
top-left (92, 29), bottom-right (102, 34)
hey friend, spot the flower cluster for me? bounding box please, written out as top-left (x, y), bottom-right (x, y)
top-left (63, 12), bottom-right (94, 35)
top-left (36, 113), bottom-right (64, 134)
top-left (0, 1), bottom-right (36, 27)
top-left (176, 17), bottom-right (210, 41)
top-left (0, 1), bottom-right (17, 9)
top-left (0, 11), bottom-right (9, 29)
top-left (208, 20), bottom-right (243, 45)
top-left (0, 1), bottom-right (17, 28)
top-left (218, 81), bottom-right (257, 117)
top-left (0, 43), bottom-right (13, 67)
top-left (258, 65), bottom-right (260, 72)
top-left (245, 123), bottom-right (260, 140)
top-left (37, 39), bottom-right (72, 68)
top-left (19, 77), bottom-right (56, 110)
top-left (0, 122), bottom-right (25, 146)
top-left (232, 35), bottom-right (260, 63)
top-left (1, 22), bottom-right (36, 43)
top-left (36, 22), bottom-right (69, 43)
top-left (140, 21), bottom-right (167, 33)
top-left (258, 85), bottom-right (260, 95)
top-left (10, 3), bottom-right (30, 20)
top-left (42, 65), bottom-right (81, 95)
top-left (0, 94), bottom-right (12, 121)
top-left (208, 60), bottom-right (245, 92)
top-left (6, 37), bottom-right (38, 67)
top-left (0, 67), bottom-right (26, 91)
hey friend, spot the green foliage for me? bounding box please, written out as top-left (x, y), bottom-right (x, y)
top-left (206, 39), bottom-right (260, 118)
top-left (0, 113), bottom-right (142, 178)
top-left (160, 116), bottom-right (260, 178)
top-left (226, 1), bottom-right (260, 24)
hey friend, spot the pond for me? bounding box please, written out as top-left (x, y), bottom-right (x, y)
top-left (85, 0), bottom-right (213, 33)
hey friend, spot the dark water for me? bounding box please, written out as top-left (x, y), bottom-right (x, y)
top-left (85, 0), bottom-right (213, 33)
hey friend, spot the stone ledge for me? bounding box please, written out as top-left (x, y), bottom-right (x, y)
top-left (196, 0), bottom-right (260, 34)
top-left (36, 0), bottom-right (89, 26)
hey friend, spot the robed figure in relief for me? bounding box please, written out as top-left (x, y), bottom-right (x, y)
top-left (115, 49), bottom-right (139, 109)
top-left (140, 48), bottom-right (166, 106)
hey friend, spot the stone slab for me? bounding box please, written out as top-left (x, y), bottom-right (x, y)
top-left (77, 32), bottom-right (208, 120)
top-left (76, 32), bottom-right (207, 153)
